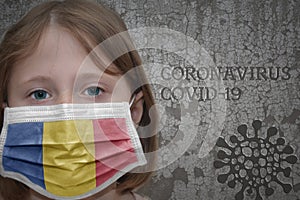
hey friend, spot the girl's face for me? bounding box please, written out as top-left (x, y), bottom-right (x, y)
top-left (5, 25), bottom-right (140, 200)
top-left (7, 25), bottom-right (132, 107)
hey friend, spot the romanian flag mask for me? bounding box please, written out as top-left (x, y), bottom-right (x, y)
top-left (0, 102), bottom-right (146, 199)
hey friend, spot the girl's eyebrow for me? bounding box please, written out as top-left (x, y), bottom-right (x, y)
top-left (76, 72), bottom-right (120, 81)
top-left (76, 72), bottom-right (103, 79)
top-left (22, 75), bottom-right (52, 84)
top-left (75, 73), bottom-right (103, 83)
top-left (74, 72), bottom-right (115, 88)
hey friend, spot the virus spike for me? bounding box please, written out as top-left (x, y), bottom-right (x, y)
top-left (252, 120), bottom-right (262, 130)
top-left (228, 179), bottom-right (236, 188)
top-left (282, 145), bottom-right (294, 154)
top-left (235, 186), bottom-right (246, 200)
top-left (273, 176), bottom-right (293, 193)
top-left (285, 155), bottom-right (298, 164)
top-left (282, 167), bottom-right (291, 177)
top-left (217, 150), bottom-right (231, 159)
top-left (216, 137), bottom-right (232, 149)
top-left (217, 173), bottom-right (230, 183)
top-left (282, 183), bottom-right (292, 193)
top-left (214, 160), bottom-right (228, 169)
top-left (267, 127), bottom-right (277, 139)
top-left (237, 124), bottom-right (247, 138)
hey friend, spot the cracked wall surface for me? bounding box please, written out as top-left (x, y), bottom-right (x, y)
top-left (1, 0), bottom-right (300, 200)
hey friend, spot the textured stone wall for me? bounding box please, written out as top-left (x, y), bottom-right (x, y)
top-left (1, 0), bottom-right (299, 200)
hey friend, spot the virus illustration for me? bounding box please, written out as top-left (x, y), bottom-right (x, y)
top-left (214, 120), bottom-right (298, 200)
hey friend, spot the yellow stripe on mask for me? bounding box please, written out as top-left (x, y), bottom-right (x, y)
top-left (43, 120), bottom-right (96, 197)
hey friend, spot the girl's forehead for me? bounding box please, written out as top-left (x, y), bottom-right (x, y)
top-left (37, 25), bottom-right (87, 59)
top-left (10, 25), bottom-right (122, 85)
top-left (16, 25), bottom-right (118, 73)
top-left (40, 25), bottom-right (121, 73)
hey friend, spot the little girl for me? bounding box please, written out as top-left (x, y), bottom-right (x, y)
top-left (0, 0), bottom-right (157, 199)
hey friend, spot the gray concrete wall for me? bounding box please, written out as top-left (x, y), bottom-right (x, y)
top-left (1, 0), bottom-right (299, 199)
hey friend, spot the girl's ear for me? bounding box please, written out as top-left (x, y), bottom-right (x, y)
top-left (130, 91), bottom-right (144, 127)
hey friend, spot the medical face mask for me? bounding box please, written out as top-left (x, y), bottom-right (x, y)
top-left (0, 101), bottom-right (146, 199)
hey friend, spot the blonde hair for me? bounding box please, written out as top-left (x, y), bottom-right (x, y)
top-left (0, 0), bottom-right (157, 199)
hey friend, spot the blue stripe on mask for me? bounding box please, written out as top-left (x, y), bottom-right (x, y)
top-left (3, 122), bottom-right (45, 189)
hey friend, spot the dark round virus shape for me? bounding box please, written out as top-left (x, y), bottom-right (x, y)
top-left (214, 120), bottom-right (297, 200)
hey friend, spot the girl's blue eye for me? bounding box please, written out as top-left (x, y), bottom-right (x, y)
top-left (31, 90), bottom-right (50, 100)
top-left (84, 87), bottom-right (103, 96)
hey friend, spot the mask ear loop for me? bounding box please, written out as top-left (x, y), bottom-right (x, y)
top-left (129, 94), bottom-right (136, 107)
